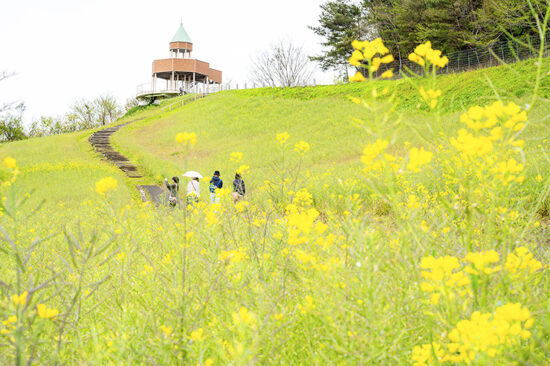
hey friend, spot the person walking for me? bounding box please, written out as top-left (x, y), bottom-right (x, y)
top-left (186, 177), bottom-right (200, 206)
top-left (232, 173), bottom-right (246, 202)
top-left (164, 176), bottom-right (180, 207)
top-left (209, 170), bottom-right (223, 204)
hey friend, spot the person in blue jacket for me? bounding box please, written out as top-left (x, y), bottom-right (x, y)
top-left (209, 170), bottom-right (223, 203)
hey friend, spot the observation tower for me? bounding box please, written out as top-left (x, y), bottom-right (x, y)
top-left (137, 22), bottom-right (222, 101)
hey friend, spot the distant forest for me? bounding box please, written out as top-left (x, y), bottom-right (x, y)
top-left (310, 0), bottom-right (549, 71)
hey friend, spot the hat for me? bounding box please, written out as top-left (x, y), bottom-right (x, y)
top-left (214, 170), bottom-right (220, 176)
top-left (235, 173), bottom-right (241, 179)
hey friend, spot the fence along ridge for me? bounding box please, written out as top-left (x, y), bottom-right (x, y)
top-left (370, 32), bottom-right (550, 78)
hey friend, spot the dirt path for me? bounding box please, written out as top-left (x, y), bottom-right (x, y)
top-left (89, 120), bottom-right (167, 205)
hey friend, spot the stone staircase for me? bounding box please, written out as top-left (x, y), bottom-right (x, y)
top-left (89, 122), bottom-right (143, 179)
top-left (88, 120), bottom-right (170, 205)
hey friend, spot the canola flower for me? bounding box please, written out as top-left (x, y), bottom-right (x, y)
top-left (95, 177), bottom-right (118, 196)
top-left (411, 342), bottom-right (446, 366)
top-left (3, 157), bottom-right (17, 170)
top-left (230, 152), bottom-right (243, 163)
top-left (219, 248), bottom-right (248, 265)
top-left (460, 101), bottom-right (527, 132)
top-left (175, 132), bottom-right (197, 147)
top-left (11, 291), bottom-right (27, 306)
top-left (464, 250), bottom-right (501, 275)
top-left (349, 72), bottom-right (366, 82)
top-left (420, 255), bottom-right (470, 304)
top-left (413, 304), bottom-right (535, 364)
top-left (408, 41), bottom-right (449, 69)
top-left (505, 247), bottom-right (543, 276)
top-left (189, 328), bottom-right (205, 342)
top-left (294, 140), bottom-right (310, 155)
top-left (276, 132), bottom-right (291, 145)
top-left (37, 304), bottom-right (59, 319)
top-left (232, 307), bottom-right (257, 328)
top-left (236, 165), bottom-right (249, 175)
top-left (450, 129), bottom-right (493, 157)
top-left (419, 86), bottom-right (442, 110)
top-left (361, 139), bottom-right (389, 173)
top-left (160, 325), bottom-right (172, 336)
top-left (381, 69), bottom-right (394, 79)
top-left (349, 38), bottom-right (394, 80)
top-left (407, 147), bottom-right (433, 173)
top-left (1, 156), bottom-right (20, 186)
top-left (444, 303), bottom-right (533, 362)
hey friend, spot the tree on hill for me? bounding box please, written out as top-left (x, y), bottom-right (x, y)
top-left (0, 103), bottom-right (27, 142)
top-left (313, 0), bottom-right (550, 64)
top-left (471, 0), bottom-right (549, 46)
top-left (363, 0), bottom-right (482, 56)
top-left (28, 95), bottom-right (123, 138)
top-left (309, 0), bottom-right (370, 78)
top-left (250, 40), bottom-right (315, 87)
top-left (95, 95), bottom-right (121, 126)
top-left (0, 72), bottom-right (27, 142)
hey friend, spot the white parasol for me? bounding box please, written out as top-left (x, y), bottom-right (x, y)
top-left (183, 171), bottom-right (203, 179)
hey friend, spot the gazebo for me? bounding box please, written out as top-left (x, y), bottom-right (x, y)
top-left (137, 22), bottom-right (222, 100)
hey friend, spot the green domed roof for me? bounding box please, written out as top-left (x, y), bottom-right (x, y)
top-left (171, 22), bottom-right (192, 43)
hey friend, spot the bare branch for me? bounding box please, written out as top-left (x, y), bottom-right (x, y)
top-left (250, 40), bottom-right (316, 87)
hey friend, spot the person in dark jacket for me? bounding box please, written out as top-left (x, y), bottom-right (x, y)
top-left (209, 170), bottom-right (223, 204)
top-left (165, 176), bottom-right (180, 207)
top-left (232, 173), bottom-right (246, 202)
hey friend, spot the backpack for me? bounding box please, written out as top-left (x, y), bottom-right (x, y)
top-left (168, 195), bottom-right (177, 207)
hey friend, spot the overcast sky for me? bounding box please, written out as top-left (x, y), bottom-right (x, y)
top-left (0, 0), bottom-right (335, 124)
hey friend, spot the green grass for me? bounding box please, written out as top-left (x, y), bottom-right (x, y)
top-left (0, 55), bottom-right (548, 365)
top-left (0, 131), bottom-right (132, 210)
top-left (111, 57), bottom-right (550, 201)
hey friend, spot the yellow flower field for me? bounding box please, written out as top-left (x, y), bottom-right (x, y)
top-left (0, 38), bottom-right (549, 365)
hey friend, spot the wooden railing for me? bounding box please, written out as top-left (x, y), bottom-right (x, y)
top-left (161, 93), bottom-right (207, 113)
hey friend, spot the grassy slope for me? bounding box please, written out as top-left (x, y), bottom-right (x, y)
top-left (112, 58), bottom-right (550, 196)
top-left (0, 55), bottom-right (548, 365)
top-left (0, 131), bottom-right (132, 210)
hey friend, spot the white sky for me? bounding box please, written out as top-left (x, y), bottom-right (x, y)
top-left (0, 0), bottom-right (335, 125)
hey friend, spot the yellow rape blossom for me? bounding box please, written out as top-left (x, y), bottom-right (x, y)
top-left (450, 129), bottom-right (493, 156)
top-left (407, 147), bottom-right (433, 172)
top-left (464, 250), bottom-right (501, 275)
top-left (361, 139), bottom-right (389, 173)
top-left (160, 325), bottom-right (172, 336)
top-left (420, 255), bottom-right (470, 304)
top-left (12, 291), bottom-right (27, 306)
top-left (276, 132), bottom-right (291, 145)
top-left (175, 132), bottom-right (197, 147)
top-left (411, 342), bottom-right (445, 366)
top-left (409, 41), bottom-right (449, 69)
top-left (349, 71), bottom-right (366, 82)
top-left (95, 177), bottom-right (118, 196)
top-left (232, 307), bottom-right (257, 328)
top-left (419, 86), bottom-right (442, 109)
top-left (236, 165), bottom-right (249, 175)
top-left (230, 152), bottom-right (243, 163)
top-left (505, 247), bottom-right (543, 275)
top-left (349, 38), bottom-right (394, 80)
top-left (443, 304), bottom-right (533, 363)
top-left (3, 157), bottom-right (17, 170)
top-left (189, 328), bottom-right (205, 342)
top-left (381, 69), bottom-right (394, 79)
top-left (294, 140), bottom-right (310, 155)
top-left (37, 304), bottom-right (59, 319)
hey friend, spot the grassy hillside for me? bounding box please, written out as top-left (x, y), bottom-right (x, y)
top-left (112, 57), bottom-right (550, 202)
top-left (0, 131), bottom-right (132, 210)
top-left (0, 55), bottom-right (548, 364)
